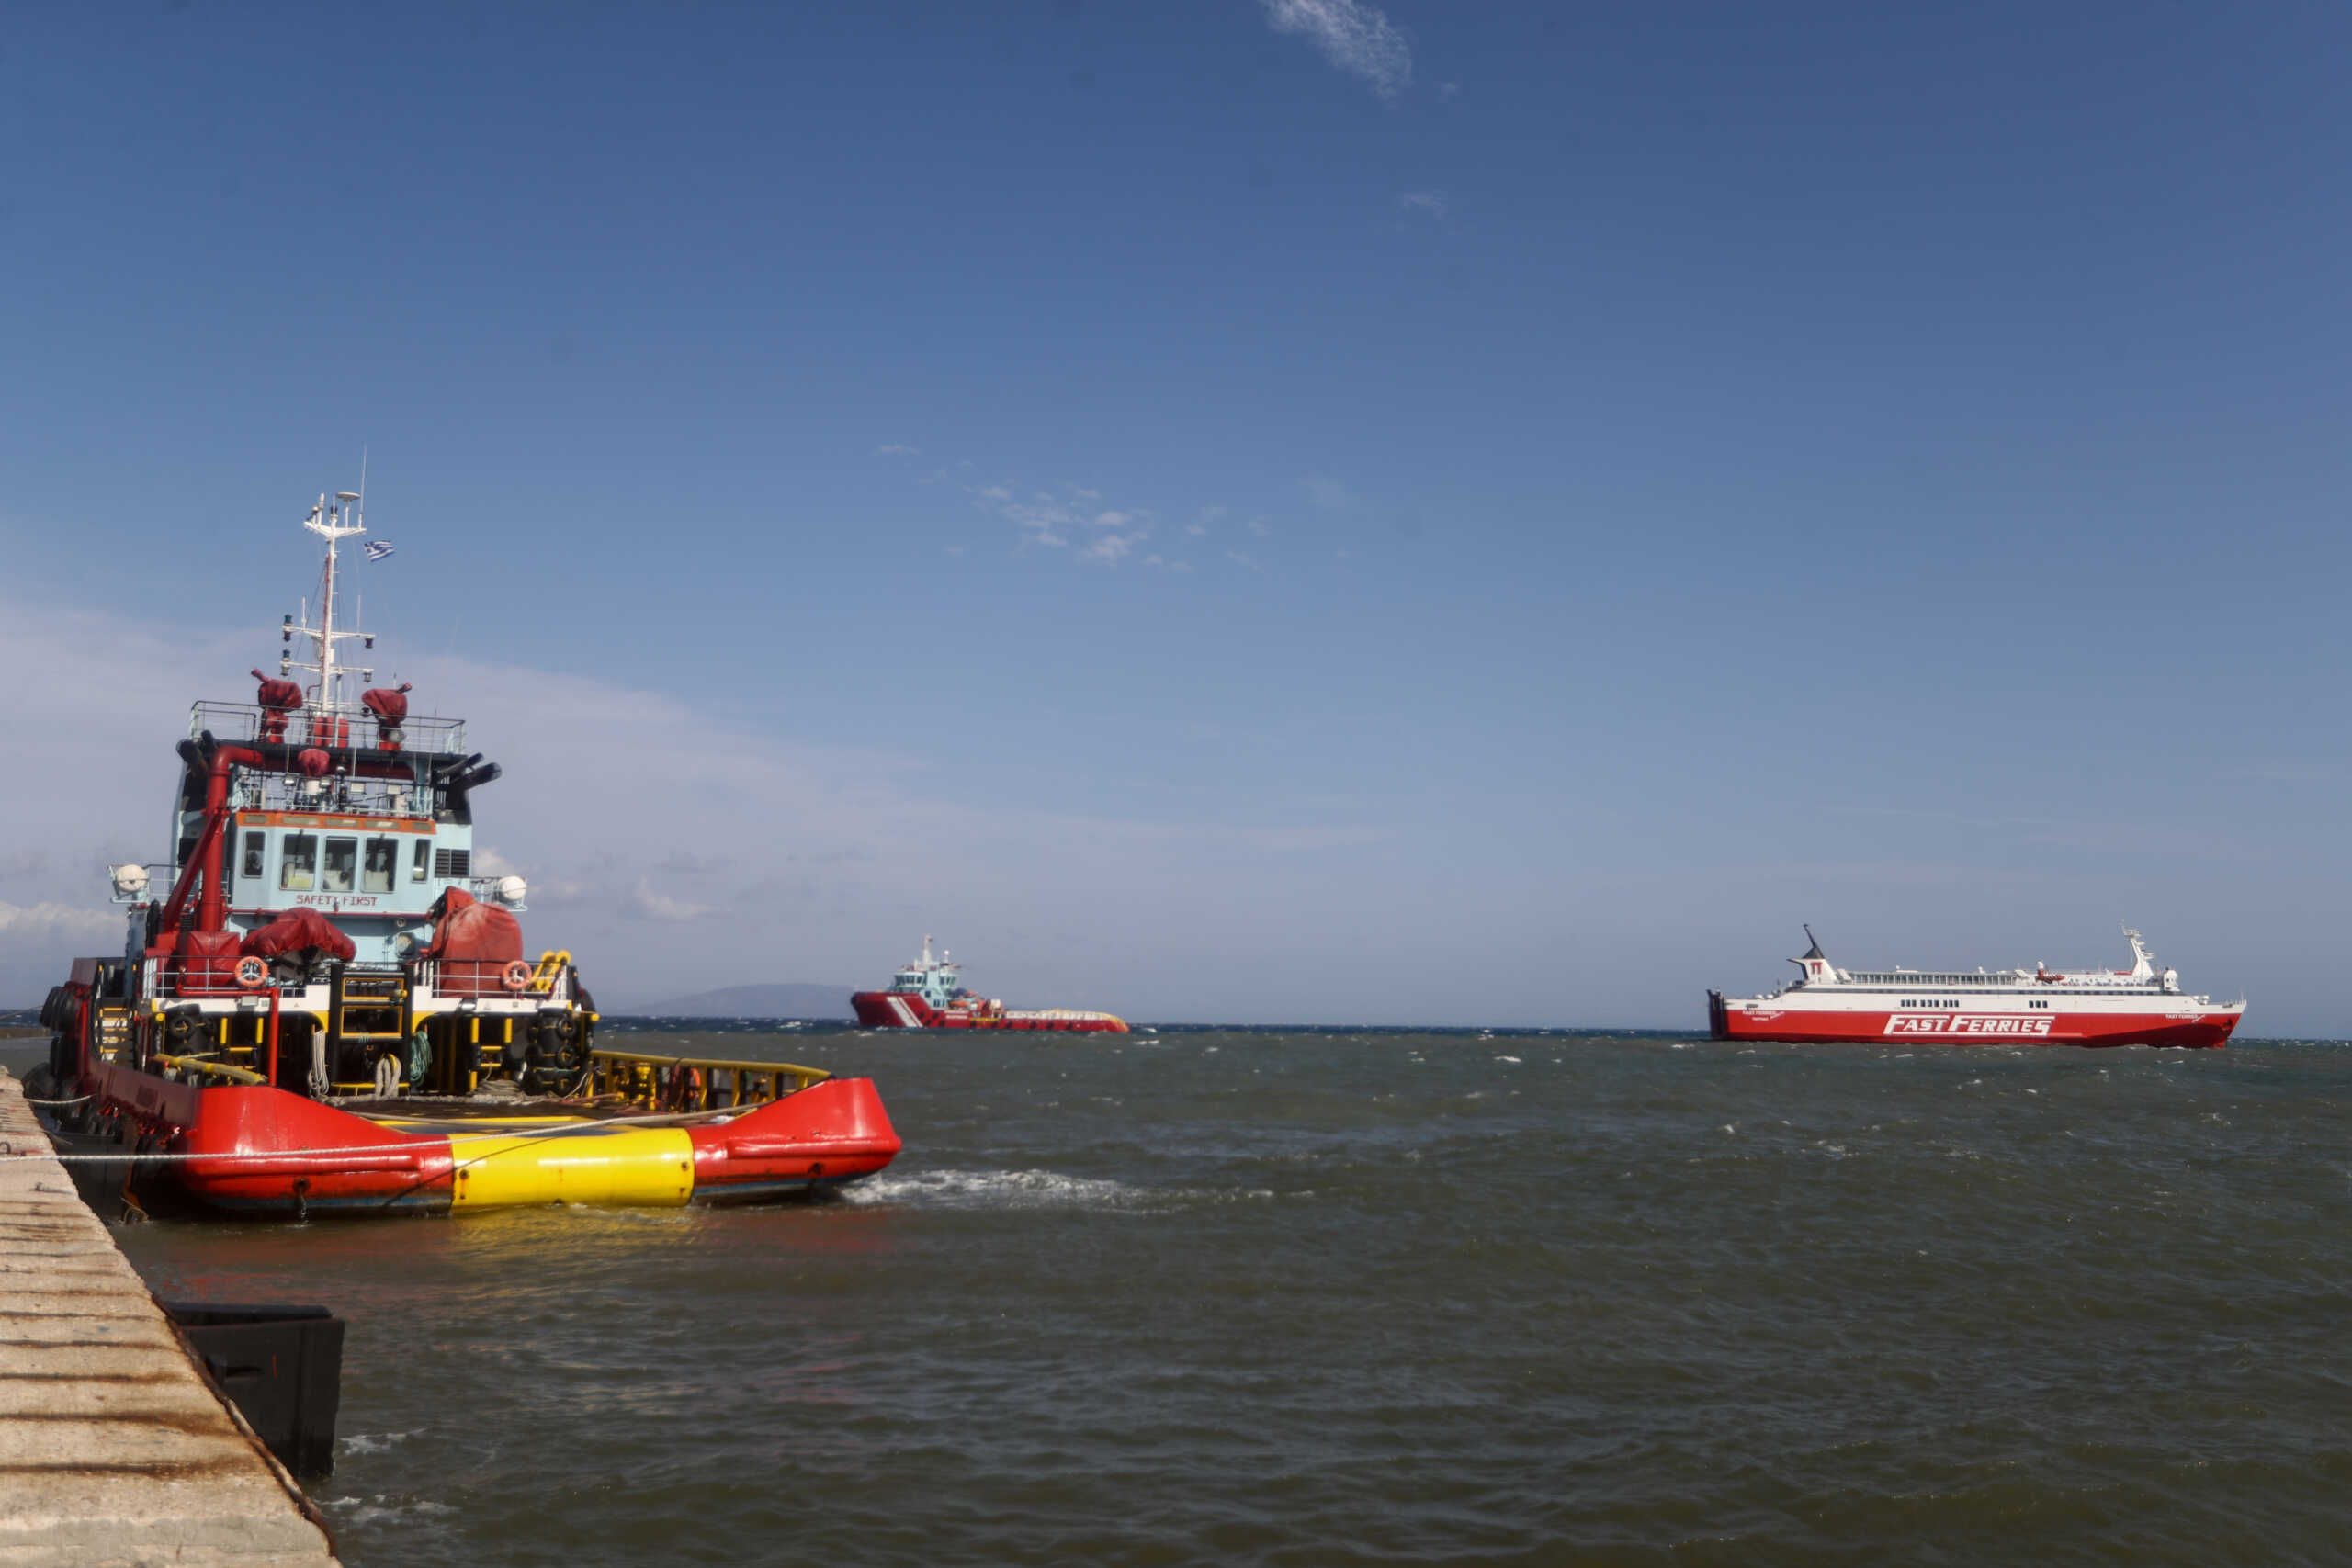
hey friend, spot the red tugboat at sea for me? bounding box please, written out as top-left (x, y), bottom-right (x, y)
top-left (1708, 927), bottom-right (2246, 1048)
top-left (852, 936), bottom-right (1129, 1032)
top-left (28, 488), bottom-right (899, 1216)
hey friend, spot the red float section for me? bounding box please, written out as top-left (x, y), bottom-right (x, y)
top-left (687, 1077), bottom-right (902, 1202)
top-left (175, 1089), bottom-right (456, 1214)
top-left (166, 1077), bottom-right (902, 1216)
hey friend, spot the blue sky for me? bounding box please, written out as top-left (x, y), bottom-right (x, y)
top-left (4, 2), bottom-right (2349, 1027)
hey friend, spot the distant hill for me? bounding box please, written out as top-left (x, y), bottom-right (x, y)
top-left (627, 983), bottom-right (854, 1020)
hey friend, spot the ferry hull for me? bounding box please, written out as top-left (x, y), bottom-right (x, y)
top-left (851, 991), bottom-right (1129, 1032)
top-left (1707, 998), bottom-right (2239, 1049)
top-left (166, 1077), bottom-right (902, 1216)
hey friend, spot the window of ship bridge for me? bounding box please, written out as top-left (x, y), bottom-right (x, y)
top-left (280, 834), bottom-right (316, 891)
top-left (363, 838), bottom-right (397, 894)
top-left (240, 831), bottom-right (265, 882)
top-left (322, 837), bottom-right (357, 893)
top-left (410, 839), bottom-right (430, 882)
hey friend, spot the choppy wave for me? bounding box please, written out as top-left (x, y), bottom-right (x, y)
top-left (316, 1495), bottom-right (456, 1527)
top-left (840, 1166), bottom-right (1154, 1211)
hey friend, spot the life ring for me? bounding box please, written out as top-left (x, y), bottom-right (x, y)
top-left (501, 960), bottom-right (534, 992)
top-left (234, 956), bottom-right (269, 989)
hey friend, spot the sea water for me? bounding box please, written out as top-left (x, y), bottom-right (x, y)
top-left (115, 1027), bottom-right (2352, 1566)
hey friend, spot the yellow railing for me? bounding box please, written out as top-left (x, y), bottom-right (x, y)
top-left (584, 1048), bottom-right (829, 1112)
top-left (139, 1042), bottom-right (826, 1108)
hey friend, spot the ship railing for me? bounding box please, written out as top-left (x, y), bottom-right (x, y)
top-left (145, 955), bottom-right (254, 1000)
top-left (234, 772), bottom-right (434, 818)
top-left (583, 1048), bottom-right (830, 1112)
top-left (145, 954), bottom-right (339, 1001)
top-left (188, 700), bottom-right (469, 757)
top-left (411, 957), bottom-right (575, 1004)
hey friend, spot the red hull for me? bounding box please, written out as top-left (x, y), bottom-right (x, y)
top-left (1708, 1004), bottom-right (2237, 1049)
top-left (851, 992), bottom-right (1128, 1032)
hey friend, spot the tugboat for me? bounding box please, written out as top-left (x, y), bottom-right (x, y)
top-left (28, 489), bottom-right (899, 1215)
top-left (851, 937), bottom-right (1129, 1032)
top-left (1707, 926), bottom-right (2246, 1048)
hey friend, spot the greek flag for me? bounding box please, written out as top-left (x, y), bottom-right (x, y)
top-left (363, 540), bottom-right (394, 561)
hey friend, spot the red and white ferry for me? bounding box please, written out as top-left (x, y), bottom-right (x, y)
top-left (1708, 928), bottom-right (2246, 1048)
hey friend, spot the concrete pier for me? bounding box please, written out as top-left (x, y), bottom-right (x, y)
top-left (0, 1070), bottom-right (342, 1568)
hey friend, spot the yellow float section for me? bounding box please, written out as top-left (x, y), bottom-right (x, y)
top-left (446, 1124), bottom-right (697, 1209)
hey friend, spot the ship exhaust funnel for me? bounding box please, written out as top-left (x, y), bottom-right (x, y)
top-left (1789, 925), bottom-right (1836, 986)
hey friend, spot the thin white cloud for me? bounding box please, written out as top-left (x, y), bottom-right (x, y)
top-left (0, 900), bottom-right (119, 938)
top-left (873, 443), bottom-right (921, 457)
top-left (1397, 189), bottom-right (1448, 218)
top-left (622, 883), bottom-right (712, 922)
top-left (1261, 0), bottom-right (1413, 99)
top-left (976, 484), bottom-right (1075, 547)
top-left (1247, 518), bottom-right (1273, 537)
top-left (976, 483), bottom-right (1152, 564)
top-left (472, 846), bottom-right (525, 877)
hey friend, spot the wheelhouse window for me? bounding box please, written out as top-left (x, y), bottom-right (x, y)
top-left (240, 831), bottom-right (265, 881)
top-left (322, 837), bottom-right (358, 893)
top-left (280, 834), bottom-right (317, 891)
top-left (411, 839), bottom-right (430, 882)
top-left (363, 838), bottom-right (397, 894)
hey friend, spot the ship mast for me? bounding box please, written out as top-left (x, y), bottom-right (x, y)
top-left (285, 491), bottom-right (375, 710)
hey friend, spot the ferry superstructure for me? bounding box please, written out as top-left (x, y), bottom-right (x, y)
top-left (30, 489), bottom-right (899, 1214)
top-left (851, 936), bottom-right (1129, 1032)
top-left (1707, 928), bottom-right (2245, 1048)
